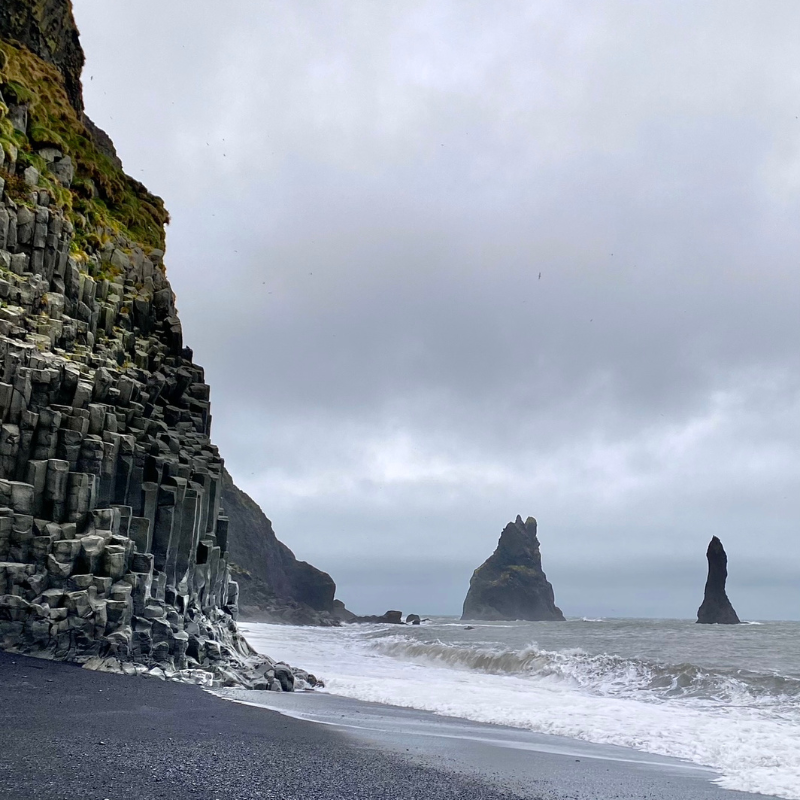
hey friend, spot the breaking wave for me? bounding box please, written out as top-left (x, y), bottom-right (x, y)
top-left (369, 636), bottom-right (800, 706)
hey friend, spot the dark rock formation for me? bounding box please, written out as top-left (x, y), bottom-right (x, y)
top-left (331, 598), bottom-right (356, 623)
top-left (0, 3), bottom-right (316, 688)
top-left (221, 469), bottom-right (342, 625)
top-left (350, 610), bottom-right (405, 624)
top-left (406, 613), bottom-right (421, 625)
top-left (462, 516), bottom-right (564, 621)
top-left (697, 536), bottom-right (740, 624)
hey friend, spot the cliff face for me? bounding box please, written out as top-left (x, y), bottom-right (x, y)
top-left (462, 516), bottom-right (564, 621)
top-left (0, 2), bottom-right (321, 687)
top-left (697, 536), bottom-right (740, 624)
top-left (0, 0), bottom-right (84, 114)
top-left (222, 469), bottom-right (340, 625)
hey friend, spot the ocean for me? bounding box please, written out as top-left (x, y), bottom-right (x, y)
top-left (241, 617), bottom-right (800, 799)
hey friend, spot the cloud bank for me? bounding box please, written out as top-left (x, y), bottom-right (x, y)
top-left (73, 0), bottom-right (800, 617)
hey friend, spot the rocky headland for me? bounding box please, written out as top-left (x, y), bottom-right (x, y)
top-left (462, 516), bottom-right (564, 621)
top-left (0, 0), bottom-right (331, 689)
top-left (222, 468), bottom-right (346, 625)
top-left (696, 536), bottom-right (740, 625)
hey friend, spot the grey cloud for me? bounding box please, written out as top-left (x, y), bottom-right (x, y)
top-left (72, 0), bottom-right (800, 616)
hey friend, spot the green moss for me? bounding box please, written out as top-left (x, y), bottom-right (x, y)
top-left (28, 122), bottom-right (65, 149)
top-left (23, 151), bottom-right (47, 173)
top-left (0, 40), bottom-right (169, 254)
top-left (2, 169), bottom-right (29, 202)
top-left (95, 263), bottom-right (122, 282)
top-left (2, 79), bottom-right (34, 104)
top-left (507, 565), bottom-right (538, 576)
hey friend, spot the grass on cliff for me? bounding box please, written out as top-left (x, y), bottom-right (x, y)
top-left (0, 41), bottom-right (168, 253)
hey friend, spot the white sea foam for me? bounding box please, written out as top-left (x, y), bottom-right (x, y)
top-left (242, 621), bottom-right (800, 799)
top-left (369, 636), bottom-right (800, 704)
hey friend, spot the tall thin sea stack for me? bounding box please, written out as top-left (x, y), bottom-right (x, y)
top-left (462, 516), bottom-right (564, 621)
top-left (696, 536), bottom-right (740, 624)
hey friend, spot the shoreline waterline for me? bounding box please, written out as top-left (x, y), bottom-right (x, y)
top-left (215, 686), bottom-right (773, 800)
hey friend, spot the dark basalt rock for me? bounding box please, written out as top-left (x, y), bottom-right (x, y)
top-left (350, 610), bottom-right (405, 624)
top-left (406, 613), bottom-right (421, 625)
top-left (331, 598), bottom-right (356, 623)
top-left (697, 536), bottom-right (740, 624)
top-left (222, 469), bottom-right (345, 626)
top-left (462, 516), bottom-right (564, 621)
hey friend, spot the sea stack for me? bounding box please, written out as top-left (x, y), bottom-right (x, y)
top-left (697, 536), bottom-right (740, 624)
top-left (462, 516), bottom-right (564, 621)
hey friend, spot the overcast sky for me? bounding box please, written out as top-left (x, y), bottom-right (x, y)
top-left (72, 1), bottom-right (799, 618)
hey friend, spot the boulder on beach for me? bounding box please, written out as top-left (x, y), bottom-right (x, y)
top-left (697, 536), bottom-right (740, 624)
top-left (462, 516), bottom-right (565, 621)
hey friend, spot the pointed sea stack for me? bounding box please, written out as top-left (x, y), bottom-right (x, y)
top-left (462, 516), bottom-right (564, 621)
top-left (697, 536), bottom-right (740, 624)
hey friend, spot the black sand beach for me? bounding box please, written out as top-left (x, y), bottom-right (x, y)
top-left (0, 651), bottom-right (516, 800)
top-left (0, 650), bottom-right (776, 800)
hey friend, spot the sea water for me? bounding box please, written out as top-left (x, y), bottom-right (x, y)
top-left (241, 617), bottom-right (800, 799)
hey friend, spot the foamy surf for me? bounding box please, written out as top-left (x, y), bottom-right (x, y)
top-left (370, 636), bottom-right (800, 703)
top-left (241, 619), bottom-right (800, 799)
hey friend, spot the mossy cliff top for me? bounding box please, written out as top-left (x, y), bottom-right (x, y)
top-left (0, 0), bottom-right (83, 113)
top-left (0, 2), bottom-right (168, 255)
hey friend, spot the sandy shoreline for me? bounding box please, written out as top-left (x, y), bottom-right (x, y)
top-left (0, 650), bottom-right (776, 800)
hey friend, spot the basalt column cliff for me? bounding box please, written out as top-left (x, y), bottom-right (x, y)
top-left (0, 1), bottom-right (323, 686)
